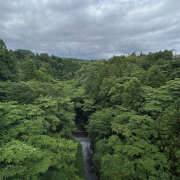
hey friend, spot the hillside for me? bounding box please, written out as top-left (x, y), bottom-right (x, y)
top-left (0, 39), bottom-right (180, 180)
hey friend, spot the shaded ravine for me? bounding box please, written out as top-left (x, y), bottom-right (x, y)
top-left (74, 136), bottom-right (98, 180)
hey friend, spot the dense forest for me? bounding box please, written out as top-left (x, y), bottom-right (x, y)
top-left (0, 39), bottom-right (180, 180)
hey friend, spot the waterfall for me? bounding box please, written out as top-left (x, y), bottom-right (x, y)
top-left (74, 136), bottom-right (98, 180)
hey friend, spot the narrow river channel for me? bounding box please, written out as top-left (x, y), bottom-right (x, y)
top-left (74, 136), bottom-right (98, 180)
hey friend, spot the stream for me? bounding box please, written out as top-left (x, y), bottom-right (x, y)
top-left (74, 136), bottom-right (98, 180)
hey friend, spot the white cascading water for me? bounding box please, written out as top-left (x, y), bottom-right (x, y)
top-left (74, 136), bottom-right (98, 180)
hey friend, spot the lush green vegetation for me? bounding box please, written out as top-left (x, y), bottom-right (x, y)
top-left (81, 53), bottom-right (180, 180)
top-left (0, 39), bottom-right (86, 180)
top-left (0, 39), bottom-right (180, 180)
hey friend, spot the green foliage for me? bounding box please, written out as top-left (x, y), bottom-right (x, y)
top-left (14, 49), bottom-right (34, 60)
top-left (82, 52), bottom-right (180, 179)
top-left (21, 58), bottom-right (37, 81)
top-left (0, 39), bottom-right (179, 179)
top-left (0, 81), bottom-right (37, 103)
top-left (122, 77), bottom-right (144, 110)
top-left (145, 65), bottom-right (166, 87)
top-left (0, 46), bottom-right (18, 81)
top-left (147, 50), bottom-right (173, 61)
top-left (100, 136), bottom-right (170, 180)
top-left (75, 143), bottom-right (85, 179)
top-left (88, 108), bottom-right (114, 141)
top-left (0, 140), bottom-right (50, 179)
top-left (0, 39), bottom-right (7, 49)
top-left (93, 110), bottom-right (170, 180)
top-left (0, 99), bottom-right (82, 179)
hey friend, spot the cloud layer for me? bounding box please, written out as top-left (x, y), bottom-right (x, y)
top-left (0, 0), bottom-right (180, 59)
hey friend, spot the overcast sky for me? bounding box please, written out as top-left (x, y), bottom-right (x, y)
top-left (0, 0), bottom-right (180, 59)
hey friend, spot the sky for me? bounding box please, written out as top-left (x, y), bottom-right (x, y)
top-left (0, 0), bottom-right (180, 59)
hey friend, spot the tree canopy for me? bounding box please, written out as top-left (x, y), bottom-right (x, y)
top-left (0, 39), bottom-right (179, 179)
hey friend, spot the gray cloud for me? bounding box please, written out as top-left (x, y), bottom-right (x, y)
top-left (0, 0), bottom-right (180, 59)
